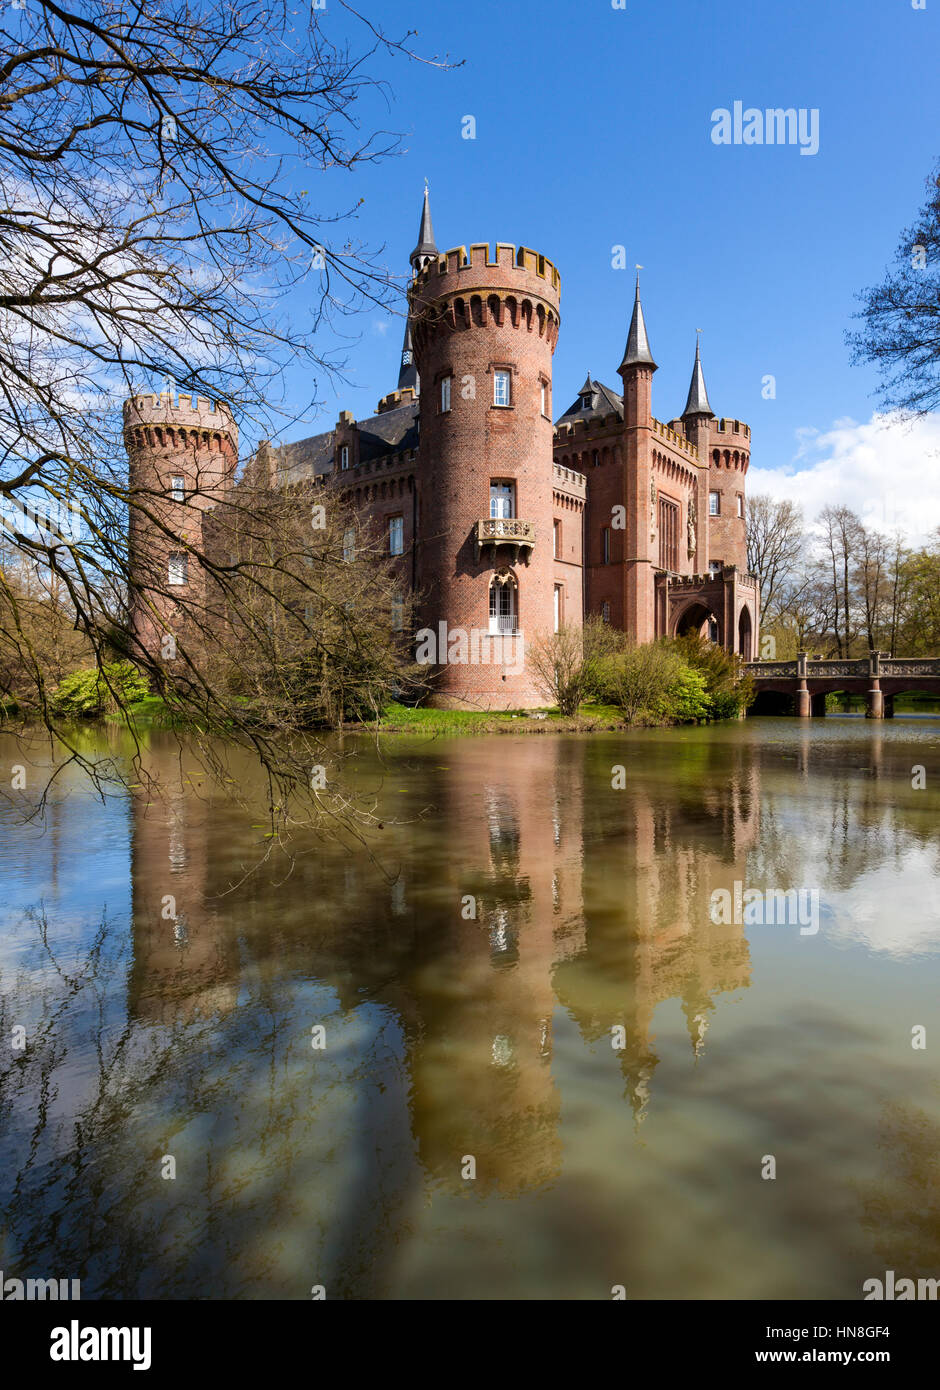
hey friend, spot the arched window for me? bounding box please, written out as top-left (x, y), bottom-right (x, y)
top-left (489, 574), bottom-right (518, 634)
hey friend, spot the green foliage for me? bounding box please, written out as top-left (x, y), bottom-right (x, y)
top-left (595, 634), bottom-right (749, 725)
top-left (663, 666), bottom-right (711, 722)
top-left (50, 661), bottom-right (149, 719)
top-left (664, 632), bottom-right (754, 719)
top-left (596, 643), bottom-right (692, 724)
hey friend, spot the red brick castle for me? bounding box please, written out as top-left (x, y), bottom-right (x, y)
top-left (126, 189), bottom-right (759, 709)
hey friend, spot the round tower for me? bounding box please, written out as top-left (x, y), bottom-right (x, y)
top-left (123, 390), bottom-right (237, 660)
top-left (410, 242), bottom-right (561, 709)
top-left (705, 418), bottom-right (750, 572)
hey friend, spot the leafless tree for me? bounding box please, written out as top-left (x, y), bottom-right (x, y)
top-left (853, 524), bottom-right (891, 653)
top-left (849, 159), bottom-right (940, 417)
top-left (818, 506), bottom-right (865, 657)
top-left (746, 495), bottom-right (804, 623)
top-left (0, 1), bottom-right (455, 831)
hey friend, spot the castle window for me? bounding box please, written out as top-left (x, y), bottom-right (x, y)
top-left (553, 519), bottom-right (561, 558)
top-left (541, 382), bottom-right (547, 416)
top-left (554, 585), bottom-right (563, 632)
top-left (170, 476), bottom-right (185, 502)
top-left (391, 594), bottom-right (404, 631)
top-left (168, 552), bottom-right (188, 586)
top-left (343, 526), bottom-right (356, 563)
top-left (441, 376), bottom-right (452, 413)
top-left (709, 490), bottom-right (720, 517)
top-left (490, 481), bottom-right (515, 519)
top-left (736, 494), bottom-right (744, 518)
top-left (340, 445), bottom-right (349, 471)
top-left (489, 576), bottom-right (517, 634)
top-left (389, 515), bottom-right (404, 556)
top-left (601, 527), bottom-right (610, 564)
top-left (659, 498), bottom-right (679, 571)
top-left (493, 370), bottom-right (511, 408)
top-left (601, 601), bottom-right (610, 624)
top-left (709, 560), bottom-right (723, 576)
top-left (592, 450), bottom-right (599, 467)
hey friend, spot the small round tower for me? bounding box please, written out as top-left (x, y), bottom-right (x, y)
top-left (124, 390), bottom-right (237, 659)
top-left (410, 242), bottom-right (561, 709)
top-left (705, 417), bottom-right (750, 572)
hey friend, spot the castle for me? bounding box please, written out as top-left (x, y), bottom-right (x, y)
top-left (125, 189), bottom-right (759, 709)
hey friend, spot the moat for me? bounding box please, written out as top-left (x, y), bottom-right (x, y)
top-left (1, 718), bottom-right (938, 1299)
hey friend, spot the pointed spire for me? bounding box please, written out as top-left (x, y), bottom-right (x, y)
top-left (578, 372), bottom-right (594, 396)
top-left (618, 272), bottom-right (656, 373)
top-left (682, 332), bottom-right (713, 418)
top-left (410, 182), bottom-right (438, 274)
top-left (397, 315), bottom-right (417, 392)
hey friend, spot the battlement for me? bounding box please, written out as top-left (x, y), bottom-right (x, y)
top-left (712, 418), bottom-right (750, 440)
top-left (652, 418), bottom-right (699, 460)
top-left (552, 462), bottom-right (587, 497)
top-left (411, 242), bottom-right (561, 300)
top-left (123, 391), bottom-right (236, 438)
top-left (376, 386), bottom-right (417, 415)
top-left (553, 411), bottom-right (620, 441)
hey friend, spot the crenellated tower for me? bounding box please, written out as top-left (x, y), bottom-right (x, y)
top-left (124, 391), bottom-right (237, 660)
top-left (617, 274), bottom-right (658, 643)
top-left (409, 241), bottom-right (561, 709)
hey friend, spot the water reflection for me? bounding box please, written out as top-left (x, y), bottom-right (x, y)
top-left (0, 720), bottom-right (938, 1298)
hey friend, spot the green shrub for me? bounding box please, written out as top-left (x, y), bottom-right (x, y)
top-left (50, 661), bottom-right (149, 718)
top-left (664, 632), bottom-right (754, 720)
top-left (596, 643), bottom-right (692, 724)
top-left (661, 665), bottom-right (711, 723)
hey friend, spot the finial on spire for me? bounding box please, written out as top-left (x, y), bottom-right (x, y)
top-left (618, 271), bottom-right (656, 373)
top-left (682, 332), bottom-right (714, 418)
top-left (410, 183), bottom-right (438, 274)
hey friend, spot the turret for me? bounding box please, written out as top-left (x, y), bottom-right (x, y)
top-left (617, 274), bottom-right (657, 640)
top-left (410, 242), bottom-right (561, 708)
top-left (123, 390), bottom-right (237, 661)
top-left (706, 416), bottom-right (750, 573)
top-left (409, 183), bottom-right (438, 276)
top-left (681, 336), bottom-right (715, 574)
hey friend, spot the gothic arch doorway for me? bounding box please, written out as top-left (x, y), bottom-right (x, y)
top-left (675, 602), bottom-right (720, 644)
top-left (738, 607), bottom-right (753, 662)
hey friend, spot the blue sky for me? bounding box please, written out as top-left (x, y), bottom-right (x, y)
top-left (278, 0), bottom-right (940, 533)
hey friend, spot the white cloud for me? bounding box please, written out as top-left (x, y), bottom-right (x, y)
top-left (750, 413), bottom-right (940, 542)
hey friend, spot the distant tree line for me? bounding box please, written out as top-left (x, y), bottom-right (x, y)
top-left (747, 495), bottom-right (940, 659)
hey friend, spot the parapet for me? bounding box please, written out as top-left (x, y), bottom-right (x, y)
top-left (711, 417), bottom-right (750, 440)
top-left (123, 391), bottom-right (237, 439)
top-left (375, 386), bottom-right (417, 415)
top-left (411, 241), bottom-right (561, 307)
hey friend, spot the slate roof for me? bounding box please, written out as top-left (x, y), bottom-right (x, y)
top-left (556, 379), bottom-right (624, 425)
top-left (275, 399), bottom-right (420, 483)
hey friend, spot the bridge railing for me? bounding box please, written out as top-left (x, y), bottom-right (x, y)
top-left (745, 654), bottom-right (940, 679)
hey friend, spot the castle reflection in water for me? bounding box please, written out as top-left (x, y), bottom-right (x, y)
top-left (128, 734), bottom-right (760, 1197)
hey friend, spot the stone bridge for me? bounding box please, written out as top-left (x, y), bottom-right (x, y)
top-left (745, 653), bottom-right (940, 718)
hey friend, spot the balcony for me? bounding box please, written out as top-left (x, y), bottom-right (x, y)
top-left (475, 517), bottom-right (535, 566)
